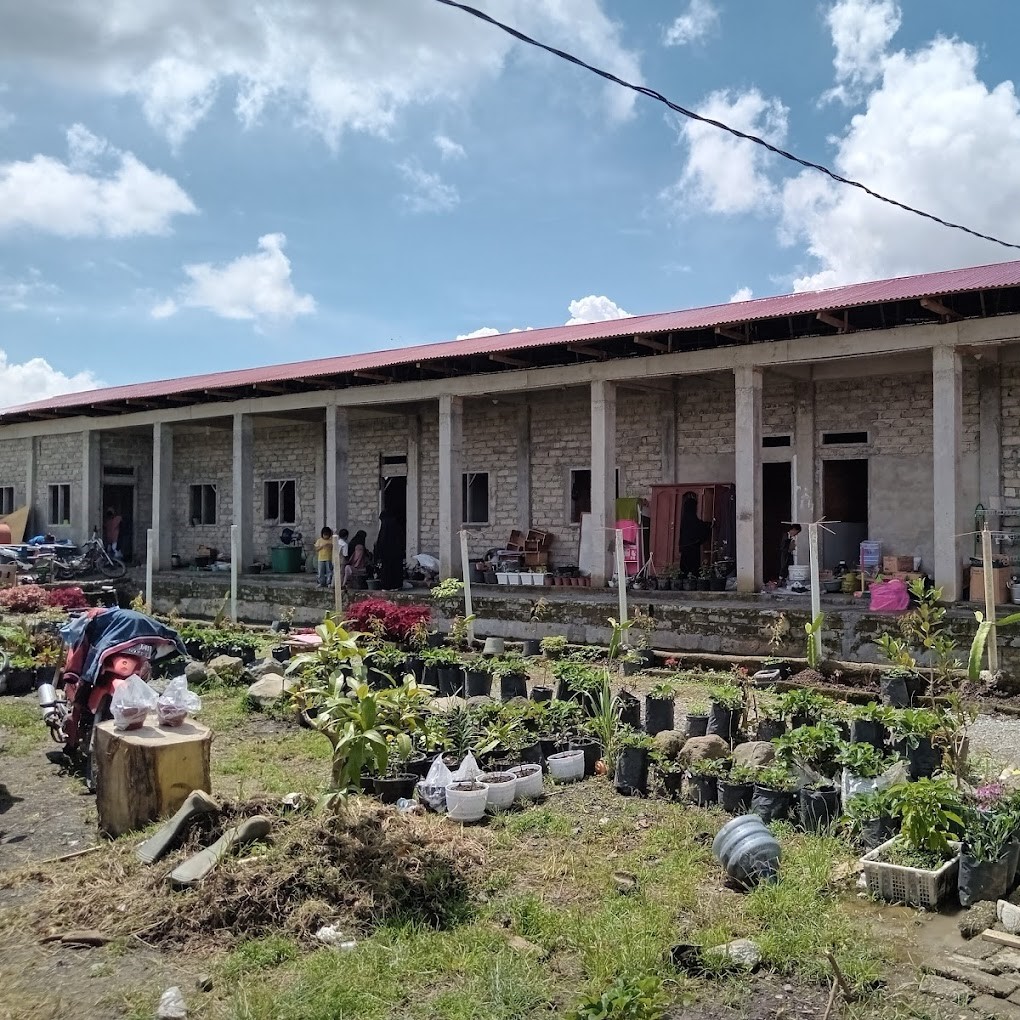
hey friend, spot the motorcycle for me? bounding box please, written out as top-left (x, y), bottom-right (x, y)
top-left (49, 532), bottom-right (127, 580)
top-left (39, 608), bottom-right (186, 791)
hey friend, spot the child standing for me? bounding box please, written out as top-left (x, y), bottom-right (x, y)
top-left (315, 527), bottom-right (335, 588)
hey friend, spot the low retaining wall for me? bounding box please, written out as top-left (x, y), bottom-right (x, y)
top-left (149, 573), bottom-right (1020, 674)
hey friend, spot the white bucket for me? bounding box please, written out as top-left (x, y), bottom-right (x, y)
top-left (509, 763), bottom-right (544, 799)
top-left (496, 572), bottom-right (509, 585)
top-left (547, 749), bottom-right (585, 783)
top-left (445, 781), bottom-right (489, 822)
top-left (479, 772), bottom-right (517, 811)
top-left (787, 565), bottom-right (811, 583)
top-left (1012, 584), bottom-right (1020, 606)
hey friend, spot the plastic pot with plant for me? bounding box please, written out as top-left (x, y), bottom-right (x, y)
top-left (837, 741), bottom-right (902, 800)
top-left (958, 805), bottom-right (1016, 907)
top-left (614, 727), bottom-right (652, 796)
top-left (706, 683), bottom-right (743, 743)
top-left (848, 702), bottom-right (891, 751)
top-left (750, 765), bottom-right (796, 823)
top-left (798, 777), bottom-right (842, 833)
top-left (685, 756), bottom-right (724, 806)
top-left (650, 750), bottom-right (684, 799)
top-left (845, 790), bottom-right (897, 850)
top-left (777, 688), bottom-right (831, 729)
top-left (552, 660), bottom-right (602, 705)
top-left (775, 721), bottom-right (844, 781)
top-left (372, 734), bottom-right (420, 803)
top-left (886, 707), bottom-right (948, 780)
top-left (644, 680), bottom-right (678, 736)
top-left (685, 702), bottom-right (710, 738)
top-left (540, 635), bottom-right (568, 659)
top-left (717, 763), bottom-right (756, 814)
top-left (626, 608), bottom-right (657, 666)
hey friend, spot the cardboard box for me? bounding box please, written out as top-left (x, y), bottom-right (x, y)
top-left (883, 555), bottom-right (915, 573)
top-left (969, 566), bottom-right (1011, 605)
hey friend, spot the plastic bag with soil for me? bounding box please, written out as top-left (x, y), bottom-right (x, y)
top-left (959, 852), bottom-right (1011, 908)
top-left (111, 675), bottom-right (159, 730)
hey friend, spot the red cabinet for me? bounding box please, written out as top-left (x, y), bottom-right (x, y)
top-left (649, 484), bottom-right (736, 574)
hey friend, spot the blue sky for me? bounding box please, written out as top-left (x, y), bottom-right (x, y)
top-left (2, 0), bottom-right (1020, 402)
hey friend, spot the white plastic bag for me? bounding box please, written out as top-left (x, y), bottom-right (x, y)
top-left (110, 674), bottom-right (158, 730)
top-left (417, 754), bottom-right (454, 812)
top-left (452, 751), bottom-right (482, 783)
top-left (840, 760), bottom-right (908, 809)
top-left (157, 676), bottom-right (202, 727)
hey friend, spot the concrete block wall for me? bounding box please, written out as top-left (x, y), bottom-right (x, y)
top-left (34, 433), bottom-right (83, 542)
top-left (0, 438), bottom-right (29, 513)
top-left (348, 415), bottom-right (409, 546)
top-left (675, 374), bottom-right (736, 482)
top-left (617, 390), bottom-right (667, 496)
top-left (172, 427), bottom-right (232, 558)
top-left (1001, 364), bottom-right (1020, 499)
top-left (100, 431), bottom-right (153, 562)
top-left (420, 411), bottom-right (439, 557)
top-left (461, 402), bottom-right (519, 556)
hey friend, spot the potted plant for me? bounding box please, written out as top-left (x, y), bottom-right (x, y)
top-left (446, 780), bottom-right (490, 822)
top-left (706, 684), bottom-right (743, 743)
top-left (775, 721), bottom-right (844, 782)
top-left (717, 763), bottom-right (756, 814)
top-left (650, 751), bottom-right (684, 799)
top-left (685, 702), bottom-right (710, 738)
top-left (614, 728), bottom-right (652, 796)
top-left (540, 635), bottom-right (568, 660)
top-left (464, 655), bottom-right (494, 698)
top-left (777, 688), bottom-right (831, 729)
top-left (373, 734), bottom-right (420, 804)
top-left (686, 757), bottom-right (724, 806)
top-left (878, 666), bottom-right (921, 709)
top-left (862, 777), bottom-right (963, 909)
top-left (542, 699), bottom-right (582, 761)
top-left (750, 765), bottom-right (796, 823)
top-left (697, 566), bottom-right (711, 592)
top-left (846, 790), bottom-right (897, 850)
top-left (552, 660), bottom-right (601, 704)
top-left (617, 689), bottom-right (641, 730)
top-left (798, 777), bottom-right (841, 833)
top-left (478, 770), bottom-right (517, 811)
top-left (958, 806), bottom-right (1016, 907)
top-left (493, 654), bottom-right (529, 701)
top-left (583, 674), bottom-right (619, 776)
top-left (754, 702), bottom-right (787, 743)
top-left (886, 708), bottom-right (946, 780)
top-left (710, 562), bottom-right (728, 592)
top-left (643, 680), bottom-right (678, 736)
top-left (837, 742), bottom-right (901, 801)
top-left (522, 598), bottom-right (549, 656)
top-left (681, 571), bottom-right (696, 592)
top-left (848, 702), bottom-right (890, 751)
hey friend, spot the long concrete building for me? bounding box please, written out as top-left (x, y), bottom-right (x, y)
top-left (2, 260), bottom-right (1019, 602)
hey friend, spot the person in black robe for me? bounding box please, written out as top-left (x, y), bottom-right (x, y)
top-left (678, 494), bottom-right (713, 575)
top-left (374, 510), bottom-right (404, 590)
top-left (779, 523), bottom-right (802, 584)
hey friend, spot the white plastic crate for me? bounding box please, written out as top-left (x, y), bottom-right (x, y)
top-left (860, 838), bottom-right (960, 910)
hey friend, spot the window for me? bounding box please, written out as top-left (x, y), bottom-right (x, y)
top-left (48, 483), bottom-right (71, 525)
top-left (189, 484), bottom-right (217, 525)
top-left (569, 468), bottom-right (621, 523)
top-left (762, 435), bottom-right (792, 448)
top-left (264, 480), bottom-right (297, 525)
top-left (462, 472), bottom-right (489, 525)
top-left (822, 430), bottom-right (869, 446)
top-left (0, 486), bottom-right (13, 515)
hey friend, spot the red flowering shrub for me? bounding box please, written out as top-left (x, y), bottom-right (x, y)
top-left (345, 598), bottom-right (431, 642)
top-left (47, 586), bottom-right (88, 610)
top-left (0, 584), bottom-right (49, 613)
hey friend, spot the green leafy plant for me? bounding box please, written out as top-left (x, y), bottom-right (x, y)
top-left (885, 707), bottom-right (947, 748)
top-left (528, 597), bottom-right (550, 626)
top-left (752, 764), bottom-right (796, 791)
top-left (848, 701), bottom-right (892, 724)
top-left (649, 750), bottom-right (683, 777)
top-left (707, 683), bottom-right (743, 710)
top-left (568, 975), bottom-right (668, 1020)
top-left (616, 725), bottom-right (652, 750)
top-left (543, 699), bottom-right (583, 745)
top-left (725, 764), bottom-right (757, 785)
top-left (648, 680), bottom-right (679, 700)
top-left (627, 608), bottom-right (655, 652)
top-left (805, 613), bottom-right (824, 669)
top-left (837, 742), bottom-right (898, 779)
top-left (585, 675), bottom-right (620, 772)
top-left (968, 609), bottom-right (1020, 681)
top-left (777, 687), bottom-right (830, 721)
top-left (774, 722), bottom-right (844, 777)
top-left (885, 776), bottom-right (963, 857)
top-left (540, 635), bottom-right (568, 658)
top-left (686, 756), bottom-right (726, 777)
top-left (845, 789), bottom-right (894, 823)
top-left (961, 806), bottom-right (1015, 863)
top-left (686, 702), bottom-right (709, 718)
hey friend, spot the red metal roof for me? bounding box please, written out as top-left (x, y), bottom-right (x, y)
top-left (6, 258), bottom-right (1020, 419)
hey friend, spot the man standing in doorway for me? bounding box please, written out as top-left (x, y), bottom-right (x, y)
top-left (104, 507), bottom-right (123, 561)
top-left (779, 523), bottom-right (802, 586)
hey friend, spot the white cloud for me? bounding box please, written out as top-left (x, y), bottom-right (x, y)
top-left (0, 350), bottom-right (101, 408)
top-left (782, 32), bottom-right (1020, 290)
top-left (824, 0), bottom-right (901, 102)
top-left (0, 2), bottom-right (641, 148)
top-left (729, 287), bottom-right (753, 302)
top-left (435, 134), bottom-right (466, 161)
top-left (664, 0), bottom-right (720, 47)
top-left (0, 124), bottom-right (196, 238)
top-left (153, 233), bottom-right (315, 323)
top-left (398, 161), bottom-right (459, 214)
top-left (0, 269), bottom-right (59, 311)
top-left (665, 89), bottom-right (789, 216)
top-left (565, 295), bottom-right (630, 325)
top-left (456, 326), bottom-right (500, 340)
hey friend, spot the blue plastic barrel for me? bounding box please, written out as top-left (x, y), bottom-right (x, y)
top-left (712, 814), bottom-right (781, 888)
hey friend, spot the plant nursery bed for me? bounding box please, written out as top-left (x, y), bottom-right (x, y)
top-left (861, 837), bottom-right (961, 910)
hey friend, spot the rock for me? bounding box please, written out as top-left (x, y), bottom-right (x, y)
top-left (653, 730), bottom-right (687, 760)
top-left (249, 658), bottom-right (285, 679)
top-left (429, 696), bottom-right (466, 714)
top-left (195, 976), bottom-right (213, 993)
top-left (184, 661), bottom-right (208, 686)
top-left (999, 899), bottom-right (1020, 934)
top-left (246, 674), bottom-right (293, 708)
top-left (506, 696), bottom-right (531, 711)
top-left (612, 870), bottom-right (638, 894)
top-left (960, 901), bottom-right (999, 939)
top-left (918, 974), bottom-right (972, 1001)
top-left (466, 695), bottom-right (496, 709)
top-left (207, 655), bottom-right (244, 681)
top-left (678, 735), bottom-right (730, 767)
top-left (506, 934), bottom-right (544, 956)
top-left (732, 741), bottom-right (776, 769)
top-left (155, 986), bottom-right (187, 1019)
top-left (705, 938), bottom-right (762, 970)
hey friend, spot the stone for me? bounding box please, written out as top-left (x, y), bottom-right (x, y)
top-left (960, 902), bottom-right (1000, 939)
top-left (429, 696), bottom-right (466, 714)
top-left (678, 735), bottom-right (730, 767)
top-left (992, 950), bottom-right (1020, 973)
top-left (972, 993), bottom-right (1020, 1019)
top-left (925, 960), bottom-right (1020, 999)
top-left (732, 741), bottom-right (776, 769)
top-left (949, 954), bottom-right (1002, 976)
top-left (506, 934), bottom-right (544, 956)
top-left (704, 938), bottom-right (761, 970)
top-left (155, 986), bottom-right (187, 1019)
top-left (184, 661), bottom-right (208, 686)
top-left (249, 658), bottom-right (285, 679)
top-left (653, 730), bottom-right (687, 760)
top-left (919, 974), bottom-right (973, 1002)
top-left (1000, 900), bottom-right (1020, 934)
top-left (246, 674), bottom-right (293, 708)
top-left (207, 654), bottom-right (244, 681)
top-left (195, 976), bottom-right (214, 993)
top-left (466, 695), bottom-right (496, 709)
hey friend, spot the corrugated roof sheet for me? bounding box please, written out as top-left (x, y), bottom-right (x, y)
top-left (6, 258), bottom-right (1020, 418)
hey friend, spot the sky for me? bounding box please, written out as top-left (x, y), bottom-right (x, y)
top-left (2, 0), bottom-right (1020, 405)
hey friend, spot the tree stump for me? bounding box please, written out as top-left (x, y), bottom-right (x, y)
top-left (95, 716), bottom-right (212, 837)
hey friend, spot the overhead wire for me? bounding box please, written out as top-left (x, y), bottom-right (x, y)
top-left (432, 0), bottom-right (1020, 252)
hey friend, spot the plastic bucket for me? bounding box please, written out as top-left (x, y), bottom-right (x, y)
top-left (547, 750), bottom-right (585, 782)
top-left (508, 763), bottom-right (544, 799)
top-left (479, 772), bottom-right (517, 811)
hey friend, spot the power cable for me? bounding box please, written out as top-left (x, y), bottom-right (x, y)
top-left (432, 0), bottom-right (1020, 252)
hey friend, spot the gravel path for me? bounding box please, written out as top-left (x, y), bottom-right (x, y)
top-left (968, 712), bottom-right (1020, 771)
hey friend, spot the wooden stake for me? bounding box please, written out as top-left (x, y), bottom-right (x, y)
top-left (808, 522), bottom-right (822, 663)
top-left (459, 529), bottom-right (475, 644)
top-left (981, 525), bottom-right (999, 672)
top-left (37, 844), bottom-right (102, 865)
top-left (614, 529), bottom-right (628, 631)
top-left (824, 951), bottom-right (855, 1002)
top-left (229, 524), bottom-right (239, 624)
top-left (980, 929), bottom-right (1020, 949)
top-left (144, 528), bottom-right (154, 612)
top-left (333, 536), bottom-right (343, 619)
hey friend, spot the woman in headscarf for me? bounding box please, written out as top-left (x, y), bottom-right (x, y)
top-left (678, 493), bottom-right (713, 575)
top-left (374, 510), bottom-right (404, 590)
top-left (344, 529), bottom-right (369, 589)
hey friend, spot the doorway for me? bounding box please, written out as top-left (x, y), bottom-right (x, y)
top-left (762, 462), bottom-right (792, 583)
top-left (822, 459), bottom-right (869, 569)
top-left (101, 483), bottom-right (135, 562)
top-left (380, 476), bottom-right (407, 562)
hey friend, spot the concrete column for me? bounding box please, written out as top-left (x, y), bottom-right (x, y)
top-left (24, 437), bottom-right (36, 537)
top-left (407, 414), bottom-right (421, 556)
top-left (793, 377), bottom-right (815, 526)
top-left (933, 347), bottom-right (964, 601)
top-left (232, 412), bottom-right (254, 573)
top-left (515, 404), bottom-right (532, 534)
top-left (979, 363), bottom-right (1002, 503)
top-left (590, 380), bottom-right (617, 587)
top-left (735, 366), bottom-right (763, 592)
top-left (324, 405), bottom-right (350, 530)
top-left (80, 430), bottom-right (101, 544)
top-left (661, 384), bottom-right (678, 485)
top-left (152, 422), bottom-right (174, 570)
top-left (438, 395), bottom-right (463, 578)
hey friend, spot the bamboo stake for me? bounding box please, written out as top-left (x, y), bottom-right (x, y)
top-left (333, 537), bottom-right (343, 619)
top-left (981, 525), bottom-right (999, 672)
top-left (614, 529), bottom-right (628, 631)
top-left (808, 522), bottom-right (822, 664)
top-left (229, 524), bottom-right (239, 623)
top-left (459, 529), bottom-right (475, 644)
top-left (144, 528), bottom-right (154, 611)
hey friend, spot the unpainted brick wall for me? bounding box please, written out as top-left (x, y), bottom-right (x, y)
top-left (172, 427), bottom-right (232, 558)
top-left (1001, 364), bottom-right (1020, 498)
top-left (0, 438), bottom-right (29, 510)
top-left (35, 434), bottom-right (82, 539)
top-left (100, 431), bottom-right (153, 561)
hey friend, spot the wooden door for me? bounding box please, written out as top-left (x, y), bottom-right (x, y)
top-left (650, 486), bottom-right (679, 572)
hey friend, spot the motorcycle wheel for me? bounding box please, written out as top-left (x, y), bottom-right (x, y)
top-left (98, 556), bottom-right (127, 579)
top-left (51, 559), bottom-right (75, 579)
top-left (83, 696), bottom-right (112, 794)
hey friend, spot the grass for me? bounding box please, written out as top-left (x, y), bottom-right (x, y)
top-left (0, 701), bottom-right (46, 756)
